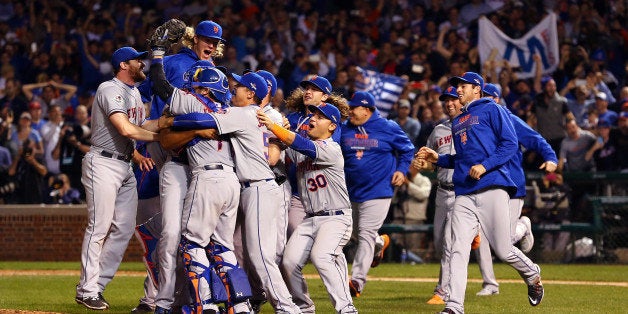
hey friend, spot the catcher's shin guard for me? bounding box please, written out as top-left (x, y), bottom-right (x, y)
top-left (207, 242), bottom-right (253, 314)
top-left (181, 239), bottom-right (228, 313)
top-left (135, 224), bottom-right (159, 287)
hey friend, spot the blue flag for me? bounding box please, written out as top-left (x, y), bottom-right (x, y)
top-left (355, 67), bottom-right (407, 118)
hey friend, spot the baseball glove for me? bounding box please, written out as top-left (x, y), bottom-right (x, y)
top-left (147, 19), bottom-right (187, 57)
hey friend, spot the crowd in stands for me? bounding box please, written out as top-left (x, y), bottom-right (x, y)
top-left (0, 0), bottom-right (627, 205)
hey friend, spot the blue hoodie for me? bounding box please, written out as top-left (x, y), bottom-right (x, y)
top-left (138, 47), bottom-right (208, 119)
top-left (507, 111), bottom-right (557, 198)
top-left (341, 109), bottom-right (415, 202)
top-left (437, 98), bottom-right (518, 196)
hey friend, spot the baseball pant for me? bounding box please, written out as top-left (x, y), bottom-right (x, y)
top-left (446, 189), bottom-right (540, 314)
top-left (432, 187), bottom-right (455, 297)
top-left (154, 160), bottom-right (190, 309)
top-left (275, 182), bottom-right (292, 264)
top-left (350, 198), bottom-right (391, 291)
top-left (288, 195), bottom-right (307, 238)
top-left (240, 181), bottom-right (301, 314)
top-left (77, 152), bottom-right (138, 298)
top-left (282, 214), bottom-right (357, 314)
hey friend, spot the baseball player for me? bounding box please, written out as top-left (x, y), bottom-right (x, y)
top-left (75, 46), bottom-right (161, 310)
top-left (150, 46), bottom-right (251, 313)
top-left (471, 83), bottom-right (557, 296)
top-left (423, 86), bottom-right (461, 305)
top-left (417, 72), bottom-right (544, 314)
top-left (284, 76), bottom-right (349, 238)
top-left (340, 91), bottom-right (415, 297)
top-left (132, 142), bottom-right (162, 313)
top-left (160, 72), bottom-right (301, 314)
top-left (258, 103), bottom-right (358, 314)
top-left (138, 19), bottom-right (224, 313)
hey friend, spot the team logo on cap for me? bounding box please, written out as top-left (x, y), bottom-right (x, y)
top-left (213, 26), bottom-right (219, 33)
top-left (361, 99), bottom-right (369, 105)
top-left (447, 86), bottom-right (455, 93)
top-left (249, 82), bottom-right (257, 90)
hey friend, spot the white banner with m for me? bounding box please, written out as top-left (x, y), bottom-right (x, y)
top-left (479, 12), bottom-right (559, 79)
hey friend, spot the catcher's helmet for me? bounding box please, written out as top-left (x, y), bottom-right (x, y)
top-left (184, 62), bottom-right (231, 104)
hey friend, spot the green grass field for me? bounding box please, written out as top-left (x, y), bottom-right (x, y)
top-left (1, 262), bottom-right (627, 313)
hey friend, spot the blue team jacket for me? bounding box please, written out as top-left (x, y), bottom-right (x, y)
top-left (341, 109), bottom-right (415, 202)
top-left (507, 110), bottom-right (558, 198)
top-left (437, 98), bottom-right (518, 196)
top-left (137, 48), bottom-right (205, 118)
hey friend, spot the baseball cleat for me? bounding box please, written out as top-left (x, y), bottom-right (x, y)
top-left (476, 287), bottom-right (499, 296)
top-left (131, 302), bottom-right (155, 313)
top-left (349, 279), bottom-right (361, 297)
top-left (439, 308), bottom-right (456, 314)
top-left (371, 234), bottom-right (390, 267)
top-left (75, 295), bottom-right (108, 310)
top-left (98, 293), bottom-right (109, 308)
top-left (471, 233), bottom-right (481, 250)
top-left (527, 277), bottom-right (544, 306)
top-left (519, 216), bottom-right (534, 253)
top-left (426, 294), bottom-right (445, 305)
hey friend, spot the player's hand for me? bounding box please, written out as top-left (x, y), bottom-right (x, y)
top-left (469, 164), bottom-right (486, 180)
top-left (135, 155), bottom-right (155, 172)
top-left (391, 171), bottom-right (405, 187)
top-left (539, 161), bottom-right (557, 173)
top-left (256, 110), bottom-right (273, 128)
top-left (412, 157), bottom-right (435, 171)
top-left (282, 116), bottom-right (291, 129)
top-left (196, 129), bottom-right (219, 140)
top-left (416, 146), bottom-right (438, 163)
top-left (158, 115), bottom-right (174, 129)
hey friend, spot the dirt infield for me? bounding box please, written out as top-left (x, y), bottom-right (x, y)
top-left (2, 270), bottom-right (626, 287)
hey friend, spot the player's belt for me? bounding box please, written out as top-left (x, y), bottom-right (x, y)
top-left (241, 178), bottom-right (274, 188)
top-left (203, 163), bottom-right (234, 172)
top-left (437, 181), bottom-right (454, 191)
top-left (307, 210), bottom-right (345, 218)
top-left (100, 150), bottom-right (131, 162)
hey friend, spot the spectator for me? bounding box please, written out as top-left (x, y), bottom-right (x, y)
top-left (590, 119), bottom-right (620, 171)
top-left (390, 166), bottom-right (432, 261)
top-left (10, 111), bottom-right (43, 158)
top-left (39, 104), bottom-right (64, 175)
top-left (392, 99), bottom-right (421, 150)
top-left (27, 101), bottom-right (45, 131)
top-left (558, 119), bottom-right (597, 172)
top-left (45, 173), bottom-right (82, 204)
top-left (531, 78), bottom-right (574, 156)
top-left (52, 104), bottom-right (90, 198)
top-left (21, 80), bottom-right (77, 117)
top-left (0, 77), bottom-right (27, 119)
top-left (562, 84), bottom-right (594, 128)
top-left (613, 112), bottom-right (628, 171)
top-left (0, 107), bottom-right (16, 154)
top-left (592, 92), bottom-right (618, 126)
top-left (531, 173), bottom-right (572, 261)
top-left (7, 138), bottom-right (48, 204)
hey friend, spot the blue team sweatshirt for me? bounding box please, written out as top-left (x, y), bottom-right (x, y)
top-left (436, 98), bottom-right (518, 196)
top-left (341, 109), bottom-right (415, 202)
top-left (506, 110), bottom-right (558, 198)
top-left (137, 48), bottom-right (206, 118)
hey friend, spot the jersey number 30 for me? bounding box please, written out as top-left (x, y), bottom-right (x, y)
top-left (307, 174), bottom-right (328, 192)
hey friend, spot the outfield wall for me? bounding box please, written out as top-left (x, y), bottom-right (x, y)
top-left (0, 204), bottom-right (143, 261)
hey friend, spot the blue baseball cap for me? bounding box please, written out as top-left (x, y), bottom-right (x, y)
top-left (619, 111), bottom-right (628, 120)
top-left (449, 72), bottom-right (484, 89)
top-left (196, 20), bottom-right (224, 42)
top-left (307, 103), bottom-right (340, 124)
top-left (299, 76), bottom-right (332, 95)
top-left (256, 70), bottom-right (277, 97)
top-left (439, 86), bottom-right (458, 101)
top-left (348, 91), bottom-right (376, 108)
top-left (111, 47), bottom-right (148, 70)
top-left (483, 83), bottom-right (501, 98)
top-left (597, 119), bottom-right (611, 128)
top-left (230, 72), bottom-right (268, 100)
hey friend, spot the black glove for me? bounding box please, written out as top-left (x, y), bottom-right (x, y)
top-left (147, 19), bottom-right (186, 57)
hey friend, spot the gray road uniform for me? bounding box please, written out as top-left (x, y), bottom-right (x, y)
top-left (426, 121), bottom-right (458, 299)
top-left (282, 138), bottom-right (357, 314)
top-left (76, 78), bottom-right (145, 300)
top-left (209, 105), bottom-right (301, 314)
top-left (167, 88), bottom-right (250, 313)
